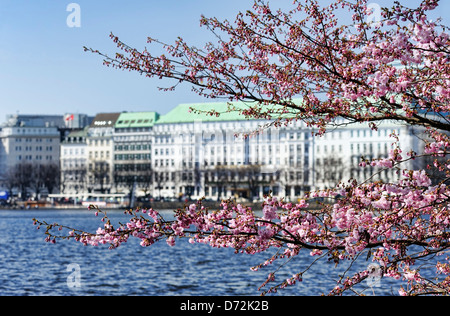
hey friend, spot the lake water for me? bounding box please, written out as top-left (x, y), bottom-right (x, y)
top-left (0, 209), bottom-right (409, 296)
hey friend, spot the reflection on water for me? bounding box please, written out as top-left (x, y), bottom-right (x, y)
top-left (0, 209), bottom-right (406, 296)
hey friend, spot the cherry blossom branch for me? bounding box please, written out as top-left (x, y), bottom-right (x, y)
top-left (34, 0), bottom-right (450, 296)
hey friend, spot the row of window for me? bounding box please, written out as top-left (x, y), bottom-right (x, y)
top-left (154, 143), bottom-right (307, 156)
top-left (87, 139), bottom-right (110, 146)
top-left (15, 138), bottom-right (54, 143)
top-left (15, 146), bottom-right (53, 151)
top-left (114, 163), bottom-right (152, 171)
top-left (350, 128), bottom-right (400, 138)
top-left (12, 128), bottom-right (57, 135)
top-left (62, 161), bottom-right (86, 169)
top-left (89, 151), bottom-right (110, 159)
top-left (65, 142), bottom-right (391, 163)
top-left (114, 153), bottom-right (151, 160)
top-left (17, 155), bottom-right (54, 161)
top-left (350, 143), bottom-right (389, 154)
top-left (114, 134), bottom-right (152, 141)
top-left (155, 127), bottom-right (398, 145)
top-left (63, 148), bottom-right (85, 156)
top-left (153, 157), bottom-right (298, 168)
top-left (115, 144), bottom-right (150, 151)
top-left (115, 127), bottom-right (152, 132)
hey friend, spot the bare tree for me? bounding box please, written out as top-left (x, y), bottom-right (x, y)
top-left (315, 155), bottom-right (347, 189)
top-left (14, 162), bottom-right (34, 200)
top-left (29, 164), bottom-right (46, 200)
top-left (89, 161), bottom-right (110, 194)
top-left (41, 163), bottom-right (60, 195)
top-left (137, 163), bottom-right (153, 198)
top-left (2, 168), bottom-right (18, 200)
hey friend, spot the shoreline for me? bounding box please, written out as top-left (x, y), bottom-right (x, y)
top-left (0, 200), bottom-right (265, 211)
top-left (0, 200), bottom-right (327, 212)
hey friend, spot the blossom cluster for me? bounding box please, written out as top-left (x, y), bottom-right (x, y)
top-left (34, 143), bottom-right (450, 295)
top-left (84, 0), bottom-right (449, 136)
top-left (35, 124), bottom-right (450, 296)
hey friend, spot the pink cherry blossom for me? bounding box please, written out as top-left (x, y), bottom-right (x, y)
top-left (35, 0), bottom-right (450, 296)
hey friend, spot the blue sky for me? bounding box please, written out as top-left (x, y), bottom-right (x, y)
top-left (0, 1), bottom-right (448, 123)
top-left (0, 0), bottom-right (253, 121)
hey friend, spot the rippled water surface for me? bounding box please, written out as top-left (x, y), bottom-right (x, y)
top-left (0, 209), bottom-right (407, 296)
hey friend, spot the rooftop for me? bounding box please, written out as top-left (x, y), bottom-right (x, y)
top-left (156, 102), bottom-right (255, 124)
top-left (115, 112), bottom-right (159, 128)
top-left (66, 126), bottom-right (88, 138)
top-left (3, 114), bottom-right (65, 128)
top-left (90, 113), bottom-right (121, 128)
top-left (155, 100), bottom-right (301, 124)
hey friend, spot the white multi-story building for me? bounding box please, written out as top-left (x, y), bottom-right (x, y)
top-left (0, 103), bottom-right (424, 203)
top-left (60, 127), bottom-right (88, 197)
top-left (151, 102), bottom-right (314, 201)
top-left (0, 125), bottom-right (61, 198)
top-left (312, 120), bottom-right (421, 190)
top-left (86, 113), bottom-right (120, 194)
top-left (0, 126), bottom-right (60, 168)
top-left (150, 102), bottom-right (425, 201)
top-left (113, 111), bottom-right (158, 200)
top-left (0, 113), bottom-right (94, 200)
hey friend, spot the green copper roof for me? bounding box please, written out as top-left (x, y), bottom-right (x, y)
top-left (113, 100), bottom-right (302, 127)
top-left (156, 102), bottom-right (248, 124)
top-left (115, 112), bottom-right (159, 128)
top-left (155, 101), bottom-right (300, 124)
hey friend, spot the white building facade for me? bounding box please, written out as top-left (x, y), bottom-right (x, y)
top-left (0, 125), bottom-right (61, 198)
top-left (86, 113), bottom-right (121, 194)
top-left (152, 103), bottom-right (302, 201)
top-left (150, 102), bottom-right (424, 201)
top-left (112, 112), bottom-right (158, 201)
top-left (60, 127), bottom-right (88, 197)
top-left (0, 103), bottom-right (425, 203)
top-left (0, 126), bottom-right (60, 168)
